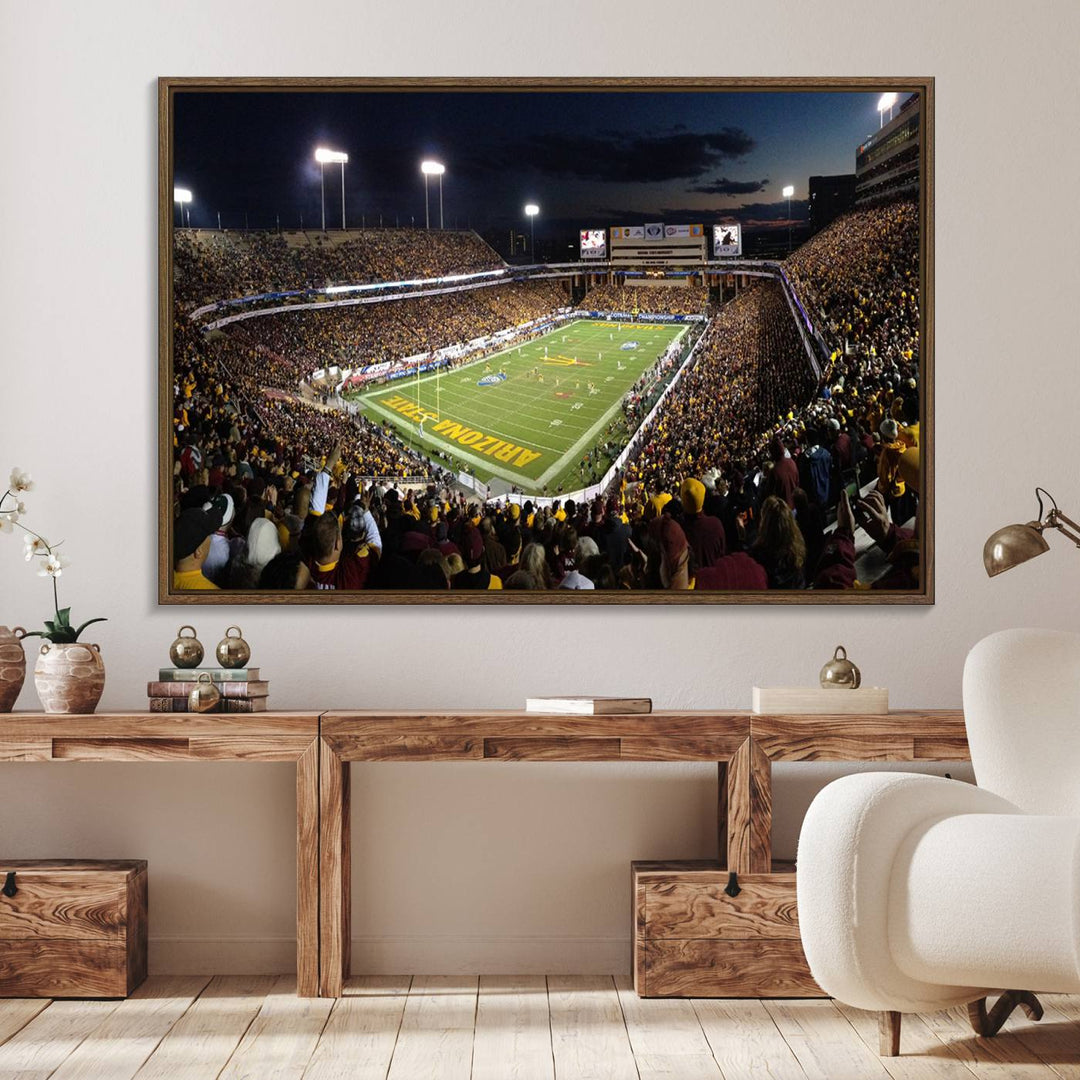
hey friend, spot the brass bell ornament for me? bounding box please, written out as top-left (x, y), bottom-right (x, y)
top-left (169, 625), bottom-right (204, 669)
top-left (188, 672), bottom-right (221, 713)
top-left (215, 626), bottom-right (251, 669)
top-left (820, 645), bottom-right (861, 689)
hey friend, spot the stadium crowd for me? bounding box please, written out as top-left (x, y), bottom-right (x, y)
top-left (220, 280), bottom-right (568, 382)
top-left (172, 201), bottom-right (922, 593)
top-left (583, 283), bottom-right (707, 316)
top-left (174, 228), bottom-right (504, 308)
top-left (173, 447), bottom-right (914, 593)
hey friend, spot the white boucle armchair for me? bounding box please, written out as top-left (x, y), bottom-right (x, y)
top-left (797, 628), bottom-right (1080, 1056)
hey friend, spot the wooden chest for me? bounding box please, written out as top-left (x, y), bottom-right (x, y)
top-left (0, 859), bottom-right (148, 998)
top-left (632, 860), bottom-right (822, 998)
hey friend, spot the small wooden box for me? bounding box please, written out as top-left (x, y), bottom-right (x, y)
top-left (632, 860), bottom-right (822, 998)
top-left (752, 686), bottom-right (889, 714)
top-left (0, 859), bottom-right (148, 998)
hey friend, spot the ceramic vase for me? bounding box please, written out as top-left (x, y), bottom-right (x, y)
top-left (34, 642), bottom-right (106, 714)
top-left (0, 626), bottom-right (27, 712)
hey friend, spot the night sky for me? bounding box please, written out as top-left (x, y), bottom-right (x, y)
top-left (173, 88), bottom-right (912, 250)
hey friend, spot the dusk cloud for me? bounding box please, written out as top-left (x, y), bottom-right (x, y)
top-left (462, 128), bottom-right (756, 184)
top-left (687, 177), bottom-right (769, 195)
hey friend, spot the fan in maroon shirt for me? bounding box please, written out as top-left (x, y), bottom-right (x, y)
top-left (305, 510), bottom-right (370, 591)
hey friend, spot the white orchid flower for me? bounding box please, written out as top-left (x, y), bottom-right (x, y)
top-left (23, 534), bottom-right (49, 560)
top-left (0, 513), bottom-right (13, 534)
top-left (37, 552), bottom-right (69, 578)
top-left (8, 469), bottom-right (34, 493)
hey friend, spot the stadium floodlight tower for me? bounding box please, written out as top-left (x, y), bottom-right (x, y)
top-left (524, 203), bottom-right (540, 260)
top-left (421, 161), bottom-right (446, 229)
top-left (173, 188), bottom-right (192, 228)
top-left (877, 92), bottom-right (898, 129)
top-left (315, 148), bottom-right (349, 231)
top-left (782, 185), bottom-right (795, 253)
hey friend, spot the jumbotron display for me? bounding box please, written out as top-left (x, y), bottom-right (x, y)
top-left (713, 223), bottom-right (742, 256)
top-left (579, 229), bottom-right (606, 259)
top-left (164, 80), bottom-right (929, 602)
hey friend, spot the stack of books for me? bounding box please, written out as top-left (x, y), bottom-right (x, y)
top-left (148, 668), bottom-right (269, 713)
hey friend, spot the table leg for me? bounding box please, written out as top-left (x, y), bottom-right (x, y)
top-left (726, 738), bottom-right (772, 874)
top-left (717, 760), bottom-right (728, 869)
top-left (319, 738), bottom-right (351, 997)
top-left (296, 738), bottom-right (320, 997)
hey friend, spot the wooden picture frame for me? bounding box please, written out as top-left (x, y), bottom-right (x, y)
top-left (160, 76), bottom-right (933, 605)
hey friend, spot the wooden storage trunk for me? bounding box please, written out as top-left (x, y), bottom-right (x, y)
top-left (632, 860), bottom-right (822, 998)
top-left (0, 859), bottom-right (148, 998)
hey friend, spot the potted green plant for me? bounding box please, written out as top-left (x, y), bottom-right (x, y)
top-left (1, 468), bottom-right (108, 714)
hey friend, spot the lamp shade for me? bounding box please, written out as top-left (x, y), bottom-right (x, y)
top-left (983, 522), bottom-right (1049, 577)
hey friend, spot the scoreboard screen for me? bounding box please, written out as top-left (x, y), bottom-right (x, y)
top-left (580, 229), bottom-right (607, 259)
top-left (713, 223), bottom-right (742, 257)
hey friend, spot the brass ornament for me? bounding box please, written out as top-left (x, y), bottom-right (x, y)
top-left (820, 645), bottom-right (861, 689)
top-left (188, 672), bottom-right (221, 713)
top-left (215, 626), bottom-right (251, 669)
top-left (169, 625), bottom-right (204, 668)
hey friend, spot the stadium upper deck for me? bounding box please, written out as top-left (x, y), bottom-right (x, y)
top-left (173, 227), bottom-right (505, 308)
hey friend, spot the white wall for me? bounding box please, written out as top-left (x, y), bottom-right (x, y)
top-left (2, 0), bottom-right (1078, 974)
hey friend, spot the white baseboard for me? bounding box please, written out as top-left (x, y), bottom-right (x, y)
top-left (149, 935), bottom-right (630, 975)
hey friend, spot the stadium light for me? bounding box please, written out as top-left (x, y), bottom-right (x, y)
top-left (877, 92), bottom-right (898, 128)
top-left (421, 161), bottom-right (446, 230)
top-left (173, 188), bottom-right (192, 228)
top-left (781, 185), bottom-right (796, 253)
top-left (315, 148), bottom-right (349, 231)
top-left (524, 204), bottom-right (539, 259)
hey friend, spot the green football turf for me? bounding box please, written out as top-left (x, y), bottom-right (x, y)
top-left (350, 318), bottom-right (688, 494)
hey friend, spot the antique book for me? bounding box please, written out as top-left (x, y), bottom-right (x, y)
top-left (147, 680), bottom-right (269, 699)
top-left (157, 668), bottom-right (261, 682)
top-left (525, 696), bottom-right (652, 715)
top-left (221, 698), bottom-right (268, 713)
top-left (147, 696), bottom-right (269, 713)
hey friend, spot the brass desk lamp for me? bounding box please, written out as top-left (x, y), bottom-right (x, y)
top-left (984, 488), bottom-right (1080, 577)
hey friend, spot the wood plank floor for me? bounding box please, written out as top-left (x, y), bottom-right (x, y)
top-left (1, 976), bottom-right (1078, 1080)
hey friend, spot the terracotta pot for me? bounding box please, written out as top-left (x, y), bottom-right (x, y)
top-left (0, 626), bottom-right (27, 713)
top-left (34, 642), bottom-right (106, 715)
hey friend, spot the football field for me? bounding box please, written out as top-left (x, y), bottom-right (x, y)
top-left (351, 319), bottom-right (688, 494)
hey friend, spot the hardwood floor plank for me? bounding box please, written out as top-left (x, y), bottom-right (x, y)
top-left (0, 1001), bottom-right (50, 1049)
top-left (765, 998), bottom-right (892, 1080)
top-left (385, 976), bottom-right (478, 1080)
top-left (1007, 996), bottom-right (1080, 1080)
top-left (303, 976), bottom-right (411, 1080)
top-left (547, 975), bottom-right (638, 1080)
top-left (471, 975), bottom-right (554, 1080)
top-left (833, 1002), bottom-right (978, 1079)
top-left (47, 975), bottom-right (210, 1080)
top-left (0, 999), bottom-right (120, 1080)
top-left (133, 974), bottom-right (277, 1080)
top-left (693, 998), bottom-right (806, 1080)
top-left (919, 1003), bottom-right (1063, 1078)
top-left (218, 974), bottom-right (334, 1080)
top-left (613, 974), bottom-right (720, 1078)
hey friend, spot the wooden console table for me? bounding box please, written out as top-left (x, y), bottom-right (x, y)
top-left (0, 712), bottom-right (321, 997)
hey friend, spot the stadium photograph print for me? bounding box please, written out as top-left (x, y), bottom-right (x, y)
top-left (159, 77), bottom-right (933, 605)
